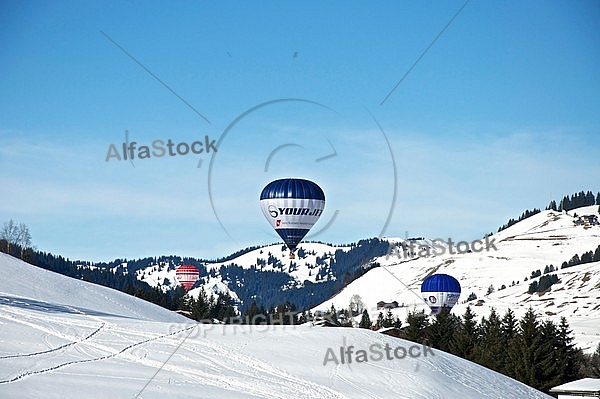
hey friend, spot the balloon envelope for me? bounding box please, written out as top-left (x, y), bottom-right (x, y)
top-left (421, 273), bottom-right (461, 314)
top-left (175, 265), bottom-right (200, 291)
top-left (260, 178), bottom-right (325, 254)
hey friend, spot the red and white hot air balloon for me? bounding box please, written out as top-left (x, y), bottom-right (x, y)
top-left (175, 265), bottom-right (200, 291)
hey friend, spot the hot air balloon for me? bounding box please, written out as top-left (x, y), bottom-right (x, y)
top-left (260, 178), bottom-right (325, 259)
top-left (175, 265), bottom-right (200, 291)
top-left (421, 273), bottom-right (461, 314)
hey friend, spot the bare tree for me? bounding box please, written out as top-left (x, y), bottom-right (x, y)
top-left (16, 222), bottom-right (32, 248)
top-left (348, 294), bottom-right (365, 317)
top-left (1, 219), bottom-right (32, 251)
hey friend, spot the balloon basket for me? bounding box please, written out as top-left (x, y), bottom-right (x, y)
top-left (289, 253), bottom-right (296, 260)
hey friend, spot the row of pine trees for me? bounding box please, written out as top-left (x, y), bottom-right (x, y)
top-left (498, 190), bottom-right (600, 232)
top-left (355, 306), bottom-right (600, 395)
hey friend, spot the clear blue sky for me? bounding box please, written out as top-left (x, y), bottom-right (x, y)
top-left (1, 1), bottom-right (599, 262)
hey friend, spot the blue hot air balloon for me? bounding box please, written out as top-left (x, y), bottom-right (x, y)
top-left (421, 273), bottom-right (461, 314)
top-left (260, 178), bottom-right (325, 259)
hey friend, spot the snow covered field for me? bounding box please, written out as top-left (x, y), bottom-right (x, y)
top-left (0, 252), bottom-right (552, 398)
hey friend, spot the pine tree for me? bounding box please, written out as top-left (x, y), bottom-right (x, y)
top-left (594, 245), bottom-right (600, 262)
top-left (211, 292), bottom-right (237, 322)
top-left (473, 308), bottom-right (505, 372)
top-left (404, 310), bottom-right (429, 343)
top-left (589, 343), bottom-right (600, 377)
top-left (586, 191), bottom-right (595, 206)
top-left (383, 308), bottom-right (395, 328)
top-left (359, 309), bottom-right (372, 329)
top-left (428, 308), bottom-right (459, 353)
top-left (326, 304), bottom-right (339, 325)
top-left (190, 288), bottom-right (211, 322)
top-left (393, 316), bottom-right (402, 329)
top-left (506, 308), bottom-right (559, 393)
top-left (501, 308), bottom-right (518, 346)
top-left (528, 280), bottom-right (539, 294)
top-left (537, 319), bottom-right (562, 391)
top-left (451, 306), bottom-right (479, 360)
top-left (554, 317), bottom-right (583, 384)
top-left (375, 311), bottom-right (385, 329)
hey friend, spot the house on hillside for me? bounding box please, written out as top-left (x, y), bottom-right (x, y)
top-left (574, 215), bottom-right (599, 229)
top-left (583, 214), bottom-right (599, 227)
top-left (377, 300), bottom-right (399, 310)
top-left (550, 378), bottom-right (600, 398)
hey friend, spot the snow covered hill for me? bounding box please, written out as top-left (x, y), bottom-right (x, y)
top-left (0, 252), bottom-right (552, 398)
top-left (312, 206), bottom-right (600, 352)
top-left (135, 242), bottom-right (353, 302)
top-left (129, 239), bottom-right (388, 312)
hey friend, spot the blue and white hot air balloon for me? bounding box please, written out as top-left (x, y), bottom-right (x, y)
top-left (260, 178), bottom-right (325, 259)
top-left (421, 273), bottom-right (461, 314)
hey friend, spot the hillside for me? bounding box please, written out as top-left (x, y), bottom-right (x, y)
top-left (0, 253), bottom-right (552, 398)
top-left (311, 206), bottom-right (600, 352)
top-left (131, 238), bottom-right (390, 311)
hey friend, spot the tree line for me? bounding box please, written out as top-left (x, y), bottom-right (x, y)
top-left (0, 239), bottom-right (238, 318)
top-left (498, 189), bottom-right (600, 232)
top-left (358, 306), bottom-right (600, 395)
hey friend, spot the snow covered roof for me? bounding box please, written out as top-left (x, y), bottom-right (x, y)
top-left (550, 378), bottom-right (600, 394)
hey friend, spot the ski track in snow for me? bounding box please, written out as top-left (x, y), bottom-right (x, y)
top-left (0, 321), bottom-right (105, 360)
top-left (0, 299), bottom-right (349, 399)
top-left (0, 302), bottom-right (196, 385)
top-left (1, 303), bottom-right (347, 399)
top-left (158, 334), bottom-right (349, 399)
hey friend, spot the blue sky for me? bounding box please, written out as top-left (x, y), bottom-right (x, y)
top-left (1, 1), bottom-right (599, 262)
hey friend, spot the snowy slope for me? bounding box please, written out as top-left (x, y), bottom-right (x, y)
top-left (0, 253), bottom-right (186, 322)
top-left (0, 253), bottom-right (551, 398)
top-left (312, 206), bottom-right (600, 352)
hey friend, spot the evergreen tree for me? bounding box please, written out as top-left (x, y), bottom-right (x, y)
top-left (554, 317), bottom-right (583, 384)
top-left (393, 316), bottom-right (402, 329)
top-left (327, 304), bottom-right (339, 325)
top-left (587, 344), bottom-right (600, 377)
top-left (527, 280), bottom-right (539, 294)
top-left (473, 308), bottom-right (505, 373)
top-left (383, 308), bottom-right (395, 328)
top-left (586, 191), bottom-right (595, 206)
top-left (536, 319), bottom-right (562, 391)
top-left (506, 308), bottom-right (559, 393)
top-left (451, 306), bottom-right (479, 360)
top-left (428, 308), bottom-right (459, 353)
top-left (404, 310), bottom-right (429, 343)
top-left (375, 311), bottom-right (385, 329)
top-left (359, 309), bottom-right (372, 329)
top-left (501, 308), bottom-right (518, 345)
top-left (211, 292), bottom-right (238, 322)
top-left (537, 274), bottom-right (559, 292)
top-left (189, 288), bottom-right (212, 322)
